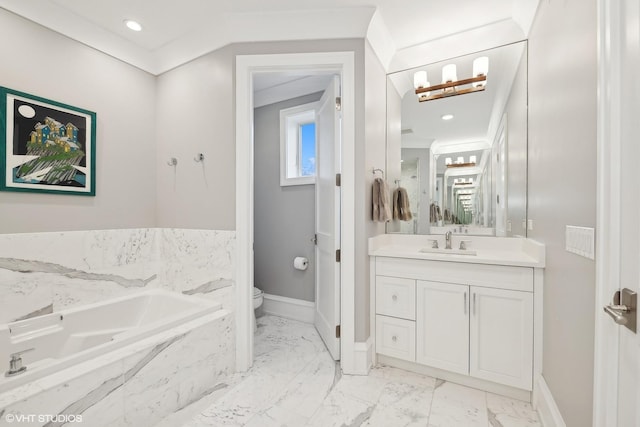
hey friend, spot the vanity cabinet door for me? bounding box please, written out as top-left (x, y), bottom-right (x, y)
top-left (416, 280), bottom-right (469, 375)
top-left (469, 286), bottom-right (534, 390)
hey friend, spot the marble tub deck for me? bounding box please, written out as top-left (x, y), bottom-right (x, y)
top-left (162, 315), bottom-right (542, 427)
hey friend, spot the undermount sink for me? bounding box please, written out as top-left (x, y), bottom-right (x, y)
top-left (419, 247), bottom-right (477, 256)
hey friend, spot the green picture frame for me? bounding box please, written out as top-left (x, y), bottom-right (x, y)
top-left (0, 87), bottom-right (96, 196)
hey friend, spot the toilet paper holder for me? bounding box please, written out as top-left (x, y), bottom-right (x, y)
top-left (294, 257), bottom-right (308, 271)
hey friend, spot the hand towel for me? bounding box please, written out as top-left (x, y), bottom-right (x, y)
top-left (372, 178), bottom-right (392, 222)
top-left (430, 203), bottom-right (442, 223)
top-left (393, 187), bottom-right (413, 221)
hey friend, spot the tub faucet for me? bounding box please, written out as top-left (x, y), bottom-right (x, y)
top-left (445, 230), bottom-right (453, 250)
top-left (5, 348), bottom-right (34, 377)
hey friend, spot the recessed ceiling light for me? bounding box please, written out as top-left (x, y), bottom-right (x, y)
top-left (124, 20), bottom-right (143, 32)
top-left (441, 114), bottom-right (454, 121)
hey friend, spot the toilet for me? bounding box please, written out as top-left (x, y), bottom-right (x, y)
top-left (252, 286), bottom-right (264, 331)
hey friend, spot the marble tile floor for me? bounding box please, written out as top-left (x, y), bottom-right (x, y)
top-left (157, 315), bottom-right (541, 427)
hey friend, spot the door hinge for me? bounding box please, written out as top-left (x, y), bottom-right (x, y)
top-left (336, 173), bottom-right (341, 187)
top-left (335, 325), bottom-right (341, 338)
top-left (335, 96), bottom-right (342, 111)
top-left (336, 249), bottom-right (341, 262)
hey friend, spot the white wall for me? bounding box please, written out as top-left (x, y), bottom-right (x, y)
top-left (385, 82), bottom-right (403, 234)
top-left (528, 1), bottom-right (597, 426)
top-left (0, 9), bottom-right (157, 233)
top-left (155, 45), bottom-right (236, 230)
top-left (360, 41), bottom-right (388, 341)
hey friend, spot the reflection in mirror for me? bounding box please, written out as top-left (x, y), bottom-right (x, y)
top-left (386, 41), bottom-right (528, 237)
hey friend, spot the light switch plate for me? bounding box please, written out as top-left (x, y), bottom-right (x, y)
top-left (566, 226), bottom-right (595, 260)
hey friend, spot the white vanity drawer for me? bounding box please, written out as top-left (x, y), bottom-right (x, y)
top-left (376, 276), bottom-right (416, 320)
top-left (376, 315), bottom-right (416, 362)
top-left (376, 257), bottom-right (534, 292)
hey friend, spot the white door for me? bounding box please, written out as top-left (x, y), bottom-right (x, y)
top-left (315, 75), bottom-right (341, 360)
top-left (596, 1), bottom-right (640, 425)
top-left (469, 286), bottom-right (533, 390)
top-left (416, 280), bottom-right (469, 374)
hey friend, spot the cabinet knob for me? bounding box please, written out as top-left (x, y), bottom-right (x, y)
top-left (392, 294), bottom-right (398, 302)
top-left (392, 335), bottom-right (398, 342)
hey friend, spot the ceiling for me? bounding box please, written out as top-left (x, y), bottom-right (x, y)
top-left (0, 0), bottom-right (539, 75)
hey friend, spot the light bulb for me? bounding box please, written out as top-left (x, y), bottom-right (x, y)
top-left (473, 57), bottom-right (489, 77)
top-left (473, 57), bottom-right (488, 88)
top-left (442, 64), bottom-right (457, 83)
top-left (414, 71), bottom-right (428, 89)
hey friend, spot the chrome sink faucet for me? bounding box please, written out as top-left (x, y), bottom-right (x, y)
top-left (445, 230), bottom-right (453, 250)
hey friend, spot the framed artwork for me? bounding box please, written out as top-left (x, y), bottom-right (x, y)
top-left (0, 87), bottom-right (96, 196)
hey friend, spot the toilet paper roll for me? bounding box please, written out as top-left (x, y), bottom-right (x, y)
top-left (293, 257), bottom-right (308, 271)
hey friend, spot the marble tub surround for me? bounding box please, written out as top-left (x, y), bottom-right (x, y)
top-left (0, 228), bottom-right (235, 323)
top-left (177, 315), bottom-right (541, 427)
top-left (159, 229), bottom-right (235, 296)
top-left (0, 309), bottom-right (234, 427)
top-left (369, 234), bottom-right (545, 267)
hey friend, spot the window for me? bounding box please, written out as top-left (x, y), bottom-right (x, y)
top-left (280, 102), bottom-right (317, 186)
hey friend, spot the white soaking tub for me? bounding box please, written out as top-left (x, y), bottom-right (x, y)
top-left (0, 290), bottom-right (222, 394)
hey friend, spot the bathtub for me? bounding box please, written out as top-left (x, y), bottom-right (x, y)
top-left (0, 289), bottom-right (223, 394)
top-left (0, 289), bottom-right (234, 426)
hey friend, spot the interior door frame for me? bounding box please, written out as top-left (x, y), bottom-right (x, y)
top-left (235, 52), bottom-right (356, 372)
top-left (593, 0), bottom-right (622, 425)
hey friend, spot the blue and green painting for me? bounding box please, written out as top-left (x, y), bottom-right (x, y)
top-left (12, 100), bottom-right (87, 187)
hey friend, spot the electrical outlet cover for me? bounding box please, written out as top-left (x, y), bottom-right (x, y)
top-left (566, 226), bottom-right (595, 260)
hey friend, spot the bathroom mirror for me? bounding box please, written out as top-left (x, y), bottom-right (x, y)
top-left (385, 41), bottom-right (528, 237)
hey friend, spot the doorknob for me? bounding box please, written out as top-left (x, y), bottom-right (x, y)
top-left (604, 288), bottom-right (636, 333)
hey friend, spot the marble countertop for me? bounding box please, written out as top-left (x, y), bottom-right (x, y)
top-left (369, 234), bottom-right (545, 268)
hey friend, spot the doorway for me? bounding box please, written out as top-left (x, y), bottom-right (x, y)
top-left (235, 52), bottom-right (357, 372)
top-left (252, 71), bottom-right (341, 360)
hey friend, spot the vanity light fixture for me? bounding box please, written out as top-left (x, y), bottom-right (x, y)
top-left (413, 56), bottom-right (489, 103)
top-left (124, 19), bottom-right (143, 32)
top-left (446, 154), bottom-right (476, 169)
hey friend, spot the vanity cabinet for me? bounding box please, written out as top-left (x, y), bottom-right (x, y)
top-left (373, 256), bottom-right (535, 392)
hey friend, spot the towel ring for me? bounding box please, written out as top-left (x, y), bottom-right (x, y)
top-left (372, 168), bottom-right (385, 178)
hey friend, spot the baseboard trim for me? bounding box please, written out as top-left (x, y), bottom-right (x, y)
top-left (352, 337), bottom-right (373, 375)
top-left (533, 375), bottom-right (567, 427)
top-left (261, 293), bottom-right (315, 324)
top-left (377, 354), bottom-right (531, 402)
